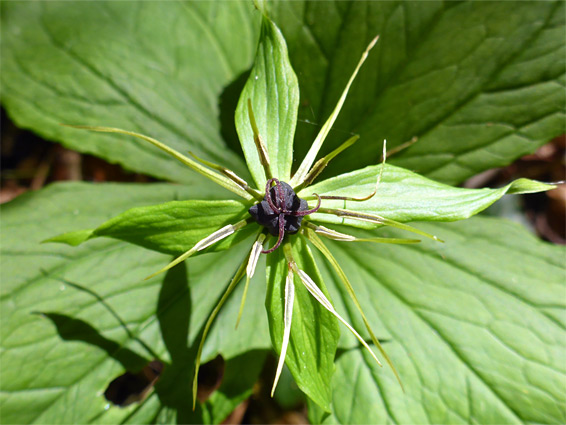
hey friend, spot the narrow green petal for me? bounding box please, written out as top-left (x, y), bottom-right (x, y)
top-left (62, 125), bottom-right (253, 200)
top-left (304, 222), bottom-right (420, 244)
top-left (290, 36), bottom-right (379, 187)
top-left (304, 228), bottom-right (403, 389)
top-left (317, 207), bottom-right (443, 242)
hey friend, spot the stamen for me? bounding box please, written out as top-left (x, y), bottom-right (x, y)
top-left (317, 207), bottom-right (443, 242)
top-left (188, 151), bottom-right (263, 201)
top-left (305, 223), bottom-right (355, 241)
top-left (236, 233), bottom-right (266, 329)
top-left (271, 266), bottom-right (295, 397)
top-left (145, 219), bottom-right (250, 280)
top-left (193, 224), bottom-right (239, 251)
top-left (246, 234), bottom-right (266, 278)
top-left (295, 268), bottom-right (382, 367)
top-left (303, 222), bottom-right (420, 244)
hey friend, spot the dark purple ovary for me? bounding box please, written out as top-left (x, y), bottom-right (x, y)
top-left (248, 180), bottom-right (308, 236)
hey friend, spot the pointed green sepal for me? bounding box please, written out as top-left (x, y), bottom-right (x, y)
top-left (42, 229), bottom-right (94, 246)
top-left (235, 15), bottom-right (299, 186)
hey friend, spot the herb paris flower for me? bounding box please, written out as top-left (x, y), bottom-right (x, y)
top-left (49, 11), bottom-right (556, 412)
top-left (62, 30), bottom-right (422, 407)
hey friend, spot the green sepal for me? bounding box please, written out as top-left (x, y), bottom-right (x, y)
top-left (43, 229), bottom-right (94, 246)
top-left (45, 199), bottom-right (255, 255)
top-left (235, 13), bottom-right (299, 186)
top-left (303, 164), bottom-right (556, 229)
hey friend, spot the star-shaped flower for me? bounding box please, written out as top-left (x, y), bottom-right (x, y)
top-left (49, 10), bottom-right (555, 411)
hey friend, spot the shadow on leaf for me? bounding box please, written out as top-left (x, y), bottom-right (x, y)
top-left (219, 69), bottom-right (250, 159)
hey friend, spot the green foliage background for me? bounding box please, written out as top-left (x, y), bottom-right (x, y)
top-left (1, 1), bottom-right (564, 424)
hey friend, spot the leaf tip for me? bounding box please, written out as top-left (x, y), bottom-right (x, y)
top-left (252, 0), bottom-right (268, 15)
top-left (41, 229), bottom-right (94, 246)
top-left (507, 178), bottom-right (559, 195)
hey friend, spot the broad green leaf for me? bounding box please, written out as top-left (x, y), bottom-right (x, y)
top-left (307, 217), bottom-right (565, 424)
top-left (0, 182), bottom-right (270, 424)
top-left (48, 199), bottom-right (256, 256)
top-left (235, 13), bottom-right (299, 186)
top-left (271, 0), bottom-right (565, 184)
top-left (2, 2), bottom-right (564, 424)
top-left (301, 163), bottom-right (555, 229)
top-left (1, 1), bottom-right (260, 183)
top-left (266, 237), bottom-right (340, 412)
top-left (3, 1), bottom-right (563, 188)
